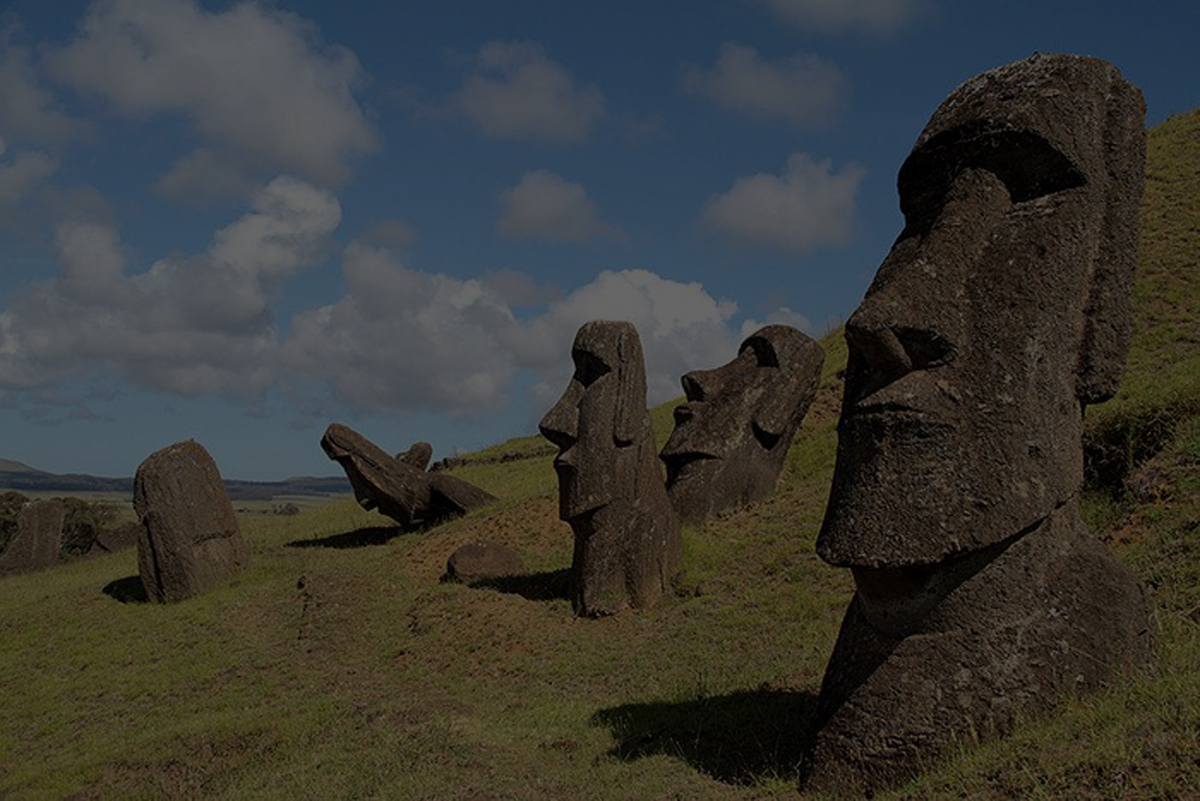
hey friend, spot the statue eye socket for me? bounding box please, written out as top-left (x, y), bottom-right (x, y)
top-left (572, 350), bottom-right (611, 387)
top-left (743, 338), bottom-right (779, 368)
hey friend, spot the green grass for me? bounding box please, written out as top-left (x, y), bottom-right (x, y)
top-left (2, 111), bottom-right (1199, 798)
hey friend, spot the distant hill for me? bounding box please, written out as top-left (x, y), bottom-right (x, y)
top-left (0, 459), bottom-right (46, 475)
top-left (0, 461), bottom-right (350, 500)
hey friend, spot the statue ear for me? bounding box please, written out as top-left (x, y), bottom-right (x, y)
top-left (752, 349), bottom-right (825, 444)
top-left (613, 324), bottom-right (647, 446)
top-left (752, 390), bottom-right (800, 442)
top-left (1077, 72), bottom-right (1144, 404)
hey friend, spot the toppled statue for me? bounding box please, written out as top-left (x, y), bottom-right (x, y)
top-left (135, 440), bottom-right (250, 603)
top-left (321, 424), bottom-right (495, 530)
top-left (799, 54), bottom-right (1155, 794)
top-left (660, 325), bottom-right (823, 525)
top-left (540, 321), bottom-right (682, 616)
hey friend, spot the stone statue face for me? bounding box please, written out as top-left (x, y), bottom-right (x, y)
top-left (818, 55), bottom-right (1144, 567)
top-left (661, 325), bottom-right (822, 510)
top-left (540, 321), bottom-right (647, 521)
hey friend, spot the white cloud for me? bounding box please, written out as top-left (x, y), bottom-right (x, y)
top-left (45, 0), bottom-right (376, 190)
top-left (703, 152), bottom-right (865, 252)
top-left (0, 176), bottom-right (340, 397)
top-left (739, 306), bottom-right (815, 340)
top-left (497, 170), bottom-right (622, 243)
top-left (759, 0), bottom-right (925, 35)
top-left (0, 142), bottom-right (57, 220)
top-left (154, 148), bottom-right (256, 205)
top-left (0, 33), bottom-right (81, 148)
top-left (280, 261), bottom-right (742, 418)
top-left (281, 243), bottom-right (523, 416)
top-left (683, 43), bottom-right (847, 128)
top-left (525, 269), bottom-right (740, 406)
top-left (453, 41), bottom-right (605, 144)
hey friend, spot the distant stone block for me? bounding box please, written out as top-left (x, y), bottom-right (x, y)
top-left (0, 499), bottom-right (65, 575)
top-left (443, 541), bottom-right (527, 584)
top-left (134, 440), bottom-right (250, 603)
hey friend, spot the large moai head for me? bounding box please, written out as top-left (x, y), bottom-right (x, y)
top-left (539, 320), bottom-right (652, 522)
top-left (819, 53), bottom-right (1146, 568)
top-left (661, 325), bottom-right (824, 524)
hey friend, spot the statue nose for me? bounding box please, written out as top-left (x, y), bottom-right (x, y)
top-left (539, 382), bottom-right (581, 451)
top-left (845, 319), bottom-right (913, 378)
top-left (844, 308), bottom-right (957, 387)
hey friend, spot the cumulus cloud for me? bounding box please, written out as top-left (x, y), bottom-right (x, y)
top-left (453, 41), bottom-right (605, 144)
top-left (0, 140), bottom-right (57, 221)
top-left (759, 0), bottom-right (925, 35)
top-left (44, 0), bottom-right (376, 190)
top-left (739, 306), bottom-right (815, 340)
top-left (523, 269), bottom-right (740, 406)
top-left (280, 258), bottom-right (740, 417)
top-left (0, 176), bottom-right (341, 397)
top-left (703, 152), bottom-right (865, 252)
top-left (0, 33), bottom-right (81, 148)
top-left (682, 43), bottom-right (847, 128)
top-left (497, 170), bottom-right (623, 243)
top-left (154, 148), bottom-right (256, 205)
top-left (282, 243), bottom-right (523, 415)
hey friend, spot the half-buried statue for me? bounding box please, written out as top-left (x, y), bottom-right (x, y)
top-left (540, 321), bottom-right (681, 616)
top-left (660, 324), bottom-right (823, 525)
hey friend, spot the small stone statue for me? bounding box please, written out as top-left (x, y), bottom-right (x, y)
top-left (540, 321), bottom-right (682, 616)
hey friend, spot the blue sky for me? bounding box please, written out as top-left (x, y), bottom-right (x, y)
top-left (1, 0), bottom-right (1197, 481)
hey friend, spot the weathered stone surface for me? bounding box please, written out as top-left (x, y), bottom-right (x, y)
top-left (91, 520), bottom-right (140, 555)
top-left (321, 424), bottom-right (495, 530)
top-left (661, 325), bottom-right (823, 525)
top-left (801, 54), bottom-right (1154, 795)
top-left (540, 321), bottom-right (682, 616)
top-left (397, 441), bottom-right (433, 470)
top-left (0, 499), bottom-right (64, 575)
top-left (443, 541), bottom-right (527, 584)
top-left (134, 440), bottom-right (250, 603)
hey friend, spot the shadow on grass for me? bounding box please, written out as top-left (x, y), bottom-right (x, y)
top-left (103, 575), bottom-right (148, 604)
top-left (592, 688), bottom-right (819, 785)
top-left (285, 526), bottom-right (402, 549)
top-left (469, 569), bottom-right (571, 601)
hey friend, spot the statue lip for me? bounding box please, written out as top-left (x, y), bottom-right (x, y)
top-left (843, 400), bottom-right (958, 437)
top-left (850, 401), bottom-right (930, 417)
top-left (661, 450), bottom-right (718, 468)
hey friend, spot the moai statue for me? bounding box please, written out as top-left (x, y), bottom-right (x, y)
top-left (540, 321), bottom-right (682, 616)
top-left (0, 499), bottom-right (65, 575)
top-left (321, 424), bottom-right (495, 530)
top-left (799, 54), bottom-right (1156, 794)
top-left (660, 325), bottom-right (824, 525)
top-left (135, 440), bottom-right (251, 603)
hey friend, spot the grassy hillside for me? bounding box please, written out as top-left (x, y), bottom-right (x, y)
top-left (1, 112), bottom-right (1197, 798)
